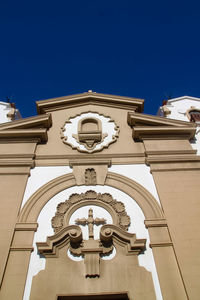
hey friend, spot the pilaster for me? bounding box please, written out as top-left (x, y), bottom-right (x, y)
top-left (0, 223), bottom-right (37, 300)
top-left (0, 113), bottom-right (51, 290)
top-left (142, 135), bottom-right (200, 299)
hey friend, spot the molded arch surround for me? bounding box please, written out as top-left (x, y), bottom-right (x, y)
top-left (18, 172), bottom-right (164, 223)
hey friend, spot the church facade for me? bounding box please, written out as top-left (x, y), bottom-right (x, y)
top-left (0, 92), bottom-right (200, 300)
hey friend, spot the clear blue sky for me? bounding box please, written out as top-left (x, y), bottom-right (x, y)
top-left (0, 0), bottom-right (200, 117)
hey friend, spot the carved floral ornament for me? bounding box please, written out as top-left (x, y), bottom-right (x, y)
top-left (85, 168), bottom-right (97, 185)
top-left (51, 190), bottom-right (131, 233)
top-left (60, 112), bottom-right (119, 153)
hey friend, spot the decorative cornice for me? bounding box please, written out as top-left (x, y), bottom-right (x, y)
top-left (144, 219), bottom-right (167, 228)
top-left (0, 114), bottom-right (52, 130)
top-left (150, 242), bottom-right (173, 248)
top-left (0, 129), bottom-right (48, 143)
top-left (15, 222), bottom-right (38, 231)
top-left (133, 127), bottom-right (196, 140)
top-left (0, 114), bottom-right (52, 144)
top-left (0, 166), bottom-right (31, 175)
top-left (127, 111), bottom-right (196, 127)
top-left (10, 246), bottom-right (34, 251)
top-left (0, 139), bottom-right (42, 144)
top-left (0, 155), bottom-right (35, 169)
top-left (69, 159), bottom-right (112, 167)
top-left (35, 154), bottom-right (145, 166)
top-left (127, 112), bottom-right (196, 142)
top-left (0, 154), bottom-right (35, 159)
top-left (0, 158), bottom-right (35, 167)
top-left (146, 155), bottom-right (200, 172)
top-left (36, 92), bottom-right (144, 114)
top-left (145, 150), bottom-right (197, 155)
top-left (35, 158), bottom-right (146, 166)
top-left (149, 163), bottom-right (200, 172)
top-left (36, 153), bottom-right (145, 160)
top-left (146, 155), bottom-right (200, 164)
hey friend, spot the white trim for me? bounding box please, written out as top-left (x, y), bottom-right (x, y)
top-left (167, 96), bottom-right (200, 103)
top-left (0, 101), bottom-right (11, 108)
top-left (110, 164), bottom-right (161, 205)
top-left (21, 166), bottom-right (72, 209)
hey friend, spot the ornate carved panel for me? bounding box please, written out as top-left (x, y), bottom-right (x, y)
top-left (61, 112), bottom-right (119, 153)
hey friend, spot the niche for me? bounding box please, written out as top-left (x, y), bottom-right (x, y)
top-left (77, 117), bottom-right (103, 149)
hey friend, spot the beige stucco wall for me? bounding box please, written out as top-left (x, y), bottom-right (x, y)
top-left (36, 105), bottom-right (145, 162)
top-left (30, 241), bottom-right (156, 300)
top-left (152, 169), bottom-right (200, 300)
top-left (0, 141), bottom-right (37, 290)
top-left (0, 95), bottom-right (200, 300)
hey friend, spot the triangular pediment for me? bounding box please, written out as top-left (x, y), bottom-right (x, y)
top-left (36, 92), bottom-right (144, 114)
top-left (0, 93), bottom-right (196, 143)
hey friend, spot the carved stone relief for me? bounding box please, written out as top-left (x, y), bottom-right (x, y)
top-left (72, 208), bottom-right (111, 277)
top-left (51, 190), bottom-right (131, 233)
top-left (35, 190), bottom-right (148, 279)
top-left (85, 168), bottom-right (97, 185)
top-left (74, 117), bottom-right (106, 150)
top-left (38, 209), bottom-right (146, 278)
top-left (61, 112), bottom-right (119, 153)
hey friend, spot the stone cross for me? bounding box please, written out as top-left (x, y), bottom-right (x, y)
top-left (74, 208), bottom-right (108, 277)
top-left (75, 208), bottom-right (106, 239)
